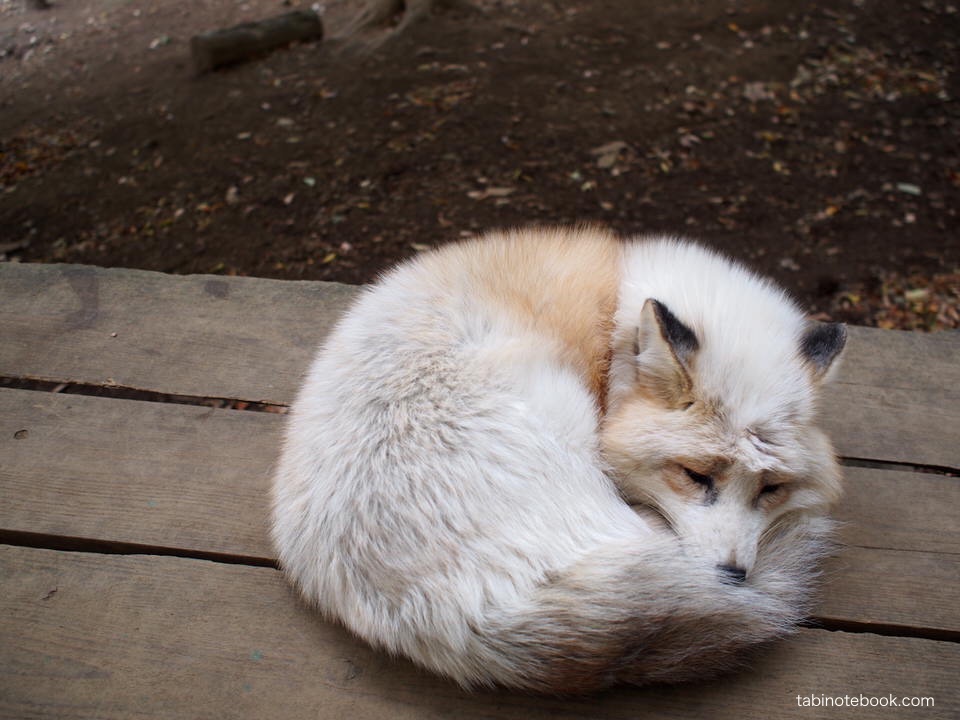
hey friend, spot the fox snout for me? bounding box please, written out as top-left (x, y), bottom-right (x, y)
top-left (661, 492), bottom-right (768, 583)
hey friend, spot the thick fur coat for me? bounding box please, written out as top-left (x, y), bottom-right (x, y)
top-left (272, 228), bottom-right (845, 693)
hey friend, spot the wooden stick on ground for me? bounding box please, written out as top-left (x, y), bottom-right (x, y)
top-left (190, 10), bottom-right (324, 74)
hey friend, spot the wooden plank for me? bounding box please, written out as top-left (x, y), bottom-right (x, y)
top-left (0, 387), bottom-right (278, 560)
top-left (837, 468), bottom-right (960, 554)
top-left (1, 263), bottom-right (957, 467)
top-left (820, 324), bottom-right (960, 468)
top-left (0, 263), bottom-right (360, 405)
top-left (820, 546), bottom-right (960, 634)
top-left (1, 545), bottom-right (956, 719)
top-left (5, 392), bottom-right (958, 558)
top-left (1, 387), bottom-right (958, 634)
top-left (823, 467), bottom-right (960, 636)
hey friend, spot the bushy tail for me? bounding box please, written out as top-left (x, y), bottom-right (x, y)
top-left (470, 517), bottom-right (835, 693)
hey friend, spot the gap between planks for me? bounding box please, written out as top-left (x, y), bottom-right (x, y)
top-left (3, 390), bottom-right (958, 642)
top-left (2, 536), bottom-right (957, 647)
top-left (0, 528), bottom-right (277, 568)
top-left (0, 376), bottom-right (288, 414)
top-left (3, 544), bottom-right (956, 720)
top-left (2, 376), bottom-right (957, 476)
top-left (2, 264), bottom-right (957, 465)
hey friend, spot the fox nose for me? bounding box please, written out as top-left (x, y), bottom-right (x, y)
top-left (717, 564), bottom-right (747, 584)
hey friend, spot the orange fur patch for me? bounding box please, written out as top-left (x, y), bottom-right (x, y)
top-left (465, 228), bottom-right (623, 410)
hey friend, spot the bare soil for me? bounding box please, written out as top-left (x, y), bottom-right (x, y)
top-left (2, 0), bottom-right (958, 329)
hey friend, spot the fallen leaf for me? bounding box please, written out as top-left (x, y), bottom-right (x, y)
top-left (742, 82), bottom-right (774, 102)
top-left (596, 153), bottom-right (617, 169)
top-left (467, 187), bottom-right (515, 200)
top-left (589, 140), bottom-right (629, 156)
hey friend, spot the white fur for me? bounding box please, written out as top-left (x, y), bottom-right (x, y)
top-left (272, 230), bottom-right (842, 692)
top-left (605, 239), bottom-right (841, 575)
top-left (611, 239), bottom-right (816, 426)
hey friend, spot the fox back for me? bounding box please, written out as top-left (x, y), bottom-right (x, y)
top-left (272, 227), bottom-right (845, 693)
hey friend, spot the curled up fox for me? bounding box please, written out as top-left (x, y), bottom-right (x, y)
top-left (272, 227), bottom-right (847, 693)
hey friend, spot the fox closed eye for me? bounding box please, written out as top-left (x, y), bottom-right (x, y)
top-left (683, 467), bottom-right (714, 489)
top-left (755, 482), bottom-right (788, 508)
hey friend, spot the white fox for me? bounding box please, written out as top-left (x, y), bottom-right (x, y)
top-left (272, 227), bottom-right (846, 693)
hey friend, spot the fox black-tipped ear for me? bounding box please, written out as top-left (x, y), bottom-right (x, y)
top-left (631, 299), bottom-right (699, 407)
top-left (801, 322), bottom-right (847, 381)
top-left (647, 299), bottom-right (699, 366)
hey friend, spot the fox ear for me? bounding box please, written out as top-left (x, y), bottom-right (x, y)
top-left (800, 322), bottom-right (847, 382)
top-left (628, 299), bottom-right (699, 407)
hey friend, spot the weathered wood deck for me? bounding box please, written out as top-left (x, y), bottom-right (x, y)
top-left (1, 262), bottom-right (958, 719)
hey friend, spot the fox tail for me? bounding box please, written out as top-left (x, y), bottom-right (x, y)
top-left (467, 516), bottom-right (835, 693)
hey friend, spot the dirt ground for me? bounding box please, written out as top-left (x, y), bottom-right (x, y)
top-left (1, 0), bottom-right (958, 329)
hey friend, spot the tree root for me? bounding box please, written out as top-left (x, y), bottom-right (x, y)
top-left (335, 0), bottom-right (482, 55)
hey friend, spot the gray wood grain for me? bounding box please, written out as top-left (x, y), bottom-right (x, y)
top-left (1, 263), bottom-right (956, 467)
top-left (0, 387), bottom-right (277, 559)
top-left (837, 467), bottom-right (960, 554)
top-left (1, 545), bottom-right (955, 720)
top-left (820, 546), bottom-right (960, 634)
top-left (1, 387), bottom-right (957, 633)
top-left (2, 262), bottom-right (957, 716)
top-left (0, 263), bottom-right (360, 404)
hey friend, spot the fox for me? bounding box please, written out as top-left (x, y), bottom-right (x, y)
top-left (271, 227), bottom-right (846, 693)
